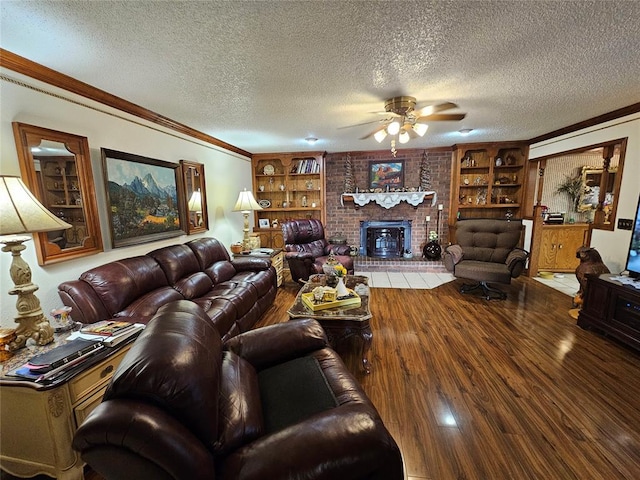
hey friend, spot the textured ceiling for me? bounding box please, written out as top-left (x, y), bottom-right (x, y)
top-left (1, 1), bottom-right (639, 155)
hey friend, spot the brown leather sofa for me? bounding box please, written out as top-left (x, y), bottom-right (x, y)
top-left (72, 300), bottom-right (404, 480)
top-left (281, 219), bottom-right (354, 284)
top-left (58, 237), bottom-right (277, 341)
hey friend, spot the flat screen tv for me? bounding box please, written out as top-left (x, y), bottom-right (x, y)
top-left (624, 195), bottom-right (640, 278)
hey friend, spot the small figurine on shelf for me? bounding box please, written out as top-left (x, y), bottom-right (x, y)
top-left (271, 218), bottom-right (279, 228)
top-left (301, 195), bottom-right (308, 207)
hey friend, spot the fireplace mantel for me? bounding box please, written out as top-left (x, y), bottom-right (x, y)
top-left (341, 191), bottom-right (437, 209)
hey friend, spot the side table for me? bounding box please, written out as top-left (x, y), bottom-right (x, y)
top-left (0, 332), bottom-right (132, 480)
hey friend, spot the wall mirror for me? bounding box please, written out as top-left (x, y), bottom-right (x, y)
top-left (578, 166), bottom-right (618, 215)
top-left (180, 160), bottom-right (208, 234)
top-left (12, 122), bottom-right (103, 265)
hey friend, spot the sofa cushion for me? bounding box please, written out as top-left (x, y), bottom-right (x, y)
top-left (455, 260), bottom-right (512, 284)
top-left (258, 355), bottom-right (338, 434)
top-left (173, 272), bottom-right (214, 299)
top-left (115, 287), bottom-right (184, 321)
top-left (104, 301), bottom-right (222, 454)
top-left (147, 244), bottom-right (202, 285)
top-left (79, 256), bottom-right (170, 317)
top-left (216, 351), bottom-right (264, 455)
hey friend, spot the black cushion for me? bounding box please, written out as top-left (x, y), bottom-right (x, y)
top-left (258, 355), bottom-right (338, 433)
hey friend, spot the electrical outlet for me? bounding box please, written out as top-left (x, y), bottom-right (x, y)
top-left (618, 218), bottom-right (634, 230)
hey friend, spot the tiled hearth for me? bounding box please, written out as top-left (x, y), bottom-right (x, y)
top-left (353, 255), bottom-right (447, 273)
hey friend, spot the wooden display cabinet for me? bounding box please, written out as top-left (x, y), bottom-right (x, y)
top-left (450, 141), bottom-right (530, 242)
top-left (251, 152), bottom-right (326, 248)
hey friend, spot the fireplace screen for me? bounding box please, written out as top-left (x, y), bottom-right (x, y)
top-left (360, 220), bottom-right (412, 258)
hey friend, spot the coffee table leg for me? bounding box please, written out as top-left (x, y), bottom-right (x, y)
top-left (360, 325), bottom-right (373, 374)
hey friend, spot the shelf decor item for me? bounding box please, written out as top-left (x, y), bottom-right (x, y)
top-left (0, 175), bottom-right (72, 350)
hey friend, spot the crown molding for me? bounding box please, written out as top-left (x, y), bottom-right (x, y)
top-left (0, 48), bottom-right (252, 158)
top-left (528, 103), bottom-right (640, 145)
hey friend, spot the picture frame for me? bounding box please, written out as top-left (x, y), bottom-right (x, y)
top-left (101, 148), bottom-right (186, 248)
top-left (258, 218), bottom-right (271, 229)
top-left (368, 160), bottom-right (404, 190)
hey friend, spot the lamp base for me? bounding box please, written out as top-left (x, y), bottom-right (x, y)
top-left (8, 312), bottom-right (54, 350)
top-left (1, 237), bottom-right (54, 350)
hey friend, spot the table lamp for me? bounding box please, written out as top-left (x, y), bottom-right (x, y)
top-left (188, 189), bottom-right (203, 226)
top-left (233, 188), bottom-right (262, 250)
top-left (0, 175), bottom-right (72, 350)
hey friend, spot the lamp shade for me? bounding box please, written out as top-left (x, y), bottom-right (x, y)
top-left (233, 188), bottom-right (262, 213)
top-left (387, 121), bottom-right (401, 135)
top-left (188, 190), bottom-right (202, 212)
top-left (374, 129), bottom-right (388, 143)
top-left (0, 175), bottom-right (71, 235)
top-left (413, 123), bottom-right (429, 137)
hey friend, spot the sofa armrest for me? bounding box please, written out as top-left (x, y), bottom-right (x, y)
top-left (73, 400), bottom-right (216, 480)
top-left (224, 319), bottom-right (328, 370)
top-left (442, 244), bottom-right (464, 272)
top-left (506, 248), bottom-right (529, 278)
top-left (284, 251), bottom-right (315, 261)
top-left (326, 244), bottom-right (351, 256)
top-left (219, 405), bottom-right (404, 480)
top-left (231, 257), bottom-right (272, 272)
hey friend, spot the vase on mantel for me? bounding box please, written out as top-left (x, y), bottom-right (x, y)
top-left (336, 277), bottom-right (350, 298)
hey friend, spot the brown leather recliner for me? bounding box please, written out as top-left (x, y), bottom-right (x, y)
top-left (443, 218), bottom-right (529, 299)
top-left (281, 219), bottom-right (354, 284)
top-left (72, 300), bottom-right (404, 480)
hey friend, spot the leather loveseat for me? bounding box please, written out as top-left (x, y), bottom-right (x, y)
top-left (58, 237), bottom-right (277, 341)
top-left (72, 300), bottom-right (404, 480)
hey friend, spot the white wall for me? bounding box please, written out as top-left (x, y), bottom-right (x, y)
top-left (529, 113), bottom-right (640, 274)
top-left (0, 70), bottom-right (253, 328)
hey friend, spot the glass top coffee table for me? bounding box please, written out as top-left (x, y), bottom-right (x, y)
top-left (288, 274), bottom-right (372, 374)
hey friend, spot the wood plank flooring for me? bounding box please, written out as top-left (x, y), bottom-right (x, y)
top-left (7, 274), bottom-right (639, 480)
top-left (256, 274), bottom-right (640, 480)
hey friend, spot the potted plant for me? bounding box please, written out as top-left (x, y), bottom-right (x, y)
top-left (556, 174), bottom-right (583, 222)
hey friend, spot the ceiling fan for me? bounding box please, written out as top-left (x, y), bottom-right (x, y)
top-left (342, 96), bottom-right (466, 156)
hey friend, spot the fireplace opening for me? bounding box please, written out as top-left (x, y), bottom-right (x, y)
top-left (360, 220), bottom-right (412, 258)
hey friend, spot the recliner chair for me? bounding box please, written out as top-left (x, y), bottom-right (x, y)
top-left (443, 218), bottom-right (528, 299)
top-left (282, 219), bottom-right (354, 284)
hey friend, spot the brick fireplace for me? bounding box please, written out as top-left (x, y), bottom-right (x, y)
top-left (324, 148), bottom-right (452, 255)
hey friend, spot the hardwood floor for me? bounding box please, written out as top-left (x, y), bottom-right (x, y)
top-left (256, 274), bottom-right (640, 480)
top-left (6, 274), bottom-right (638, 480)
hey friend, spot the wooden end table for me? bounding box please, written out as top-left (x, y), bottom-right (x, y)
top-left (1, 330), bottom-right (133, 480)
top-left (288, 274), bottom-right (373, 374)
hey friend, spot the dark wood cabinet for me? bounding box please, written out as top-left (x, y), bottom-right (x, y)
top-left (578, 274), bottom-right (640, 352)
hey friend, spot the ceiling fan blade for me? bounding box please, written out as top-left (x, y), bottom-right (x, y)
top-left (360, 124), bottom-right (388, 140)
top-left (414, 101), bottom-right (459, 117)
top-left (416, 113), bottom-right (466, 122)
top-left (338, 119), bottom-right (388, 130)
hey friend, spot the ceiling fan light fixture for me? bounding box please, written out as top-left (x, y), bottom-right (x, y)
top-left (413, 123), bottom-right (429, 137)
top-left (387, 121), bottom-right (401, 135)
top-left (398, 130), bottom-right (410, 144)
top-left (374, 129), bottom-right (388, 143)
top-left (459, 128), bottom-right (473, 136)
top-left (305, 137), bottom-right (318, 144)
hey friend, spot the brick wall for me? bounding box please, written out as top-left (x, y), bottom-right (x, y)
top-left (324, 148), bottom-right (452, 254)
